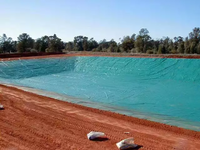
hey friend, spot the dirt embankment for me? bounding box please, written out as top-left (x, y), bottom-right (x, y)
top-left (0, 52), bottom-right (64, 59)
top-left (1, 52), bottom-right (200, 61)
top-left (0, 85), bottom-right (200, 150)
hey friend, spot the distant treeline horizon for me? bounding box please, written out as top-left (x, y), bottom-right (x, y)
top-left (0, 27), bottom-right (200, 54)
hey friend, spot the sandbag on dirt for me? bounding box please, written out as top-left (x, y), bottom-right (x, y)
top-left (0, 104), bottom-right (4, 110)
top-left (87, 131), bottom-right (106, 140)
top-left (116, 137), bottom-right (137, 150)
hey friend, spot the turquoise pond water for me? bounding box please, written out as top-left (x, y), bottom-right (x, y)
top-left (0, 56), bottom-right (200, 130)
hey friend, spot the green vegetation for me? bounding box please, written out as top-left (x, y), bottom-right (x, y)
top-left (0, 28), bottom-right (200, 54)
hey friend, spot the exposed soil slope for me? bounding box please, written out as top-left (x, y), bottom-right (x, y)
top-left (1, 52), bottom-right (200, 62)
top-left (0, 85), bottom-right (199, 150)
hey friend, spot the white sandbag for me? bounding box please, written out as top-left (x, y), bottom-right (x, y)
top-left (116, 137), bottom-right (137, 150)
top-left (87, 131), bottom-right (105, 140)
top-left (0, 104), bottom-right (4, 110)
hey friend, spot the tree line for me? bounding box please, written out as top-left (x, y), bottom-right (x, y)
top-left (0, 27), bottom-right (200, 54)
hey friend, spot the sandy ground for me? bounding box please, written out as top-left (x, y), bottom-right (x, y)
top-left (0, 85), bottom-right (200, 150)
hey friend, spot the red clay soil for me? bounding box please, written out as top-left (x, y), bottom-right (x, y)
top-left (0, 52), bottom-right (64, 59)
top-left (0, 85), bottom-right (200, 150)
top-left (1, 52), bottom-right (200, 61)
